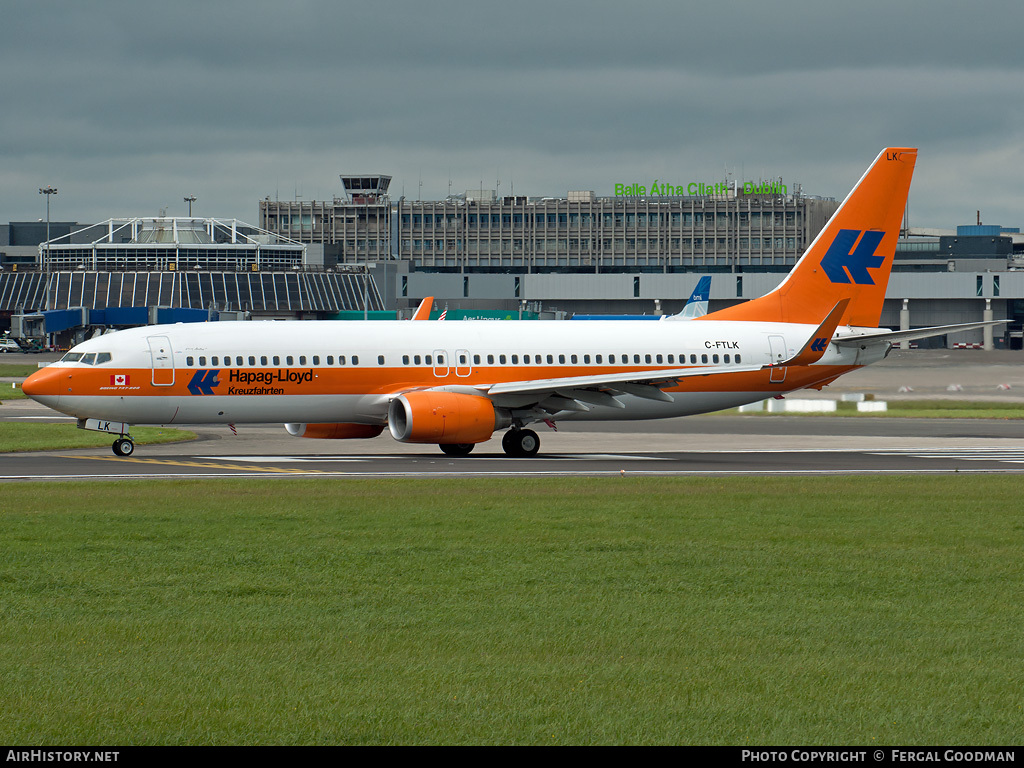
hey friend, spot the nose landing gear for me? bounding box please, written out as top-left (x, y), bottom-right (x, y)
top-left (112, 437), bottom-right (135, 457)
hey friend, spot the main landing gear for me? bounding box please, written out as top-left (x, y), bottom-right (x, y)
top-left (502, 428), bottom-right (540, 458)
top-left (112, 437), bottom-right (135, 457)
top-left (436, 428), bottom-right (542, 458)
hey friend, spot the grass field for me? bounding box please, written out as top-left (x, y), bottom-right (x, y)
top-left (0, 423), bottom-right (195, 452)
top-left (1, 476), bottom-right (1022, 745)
top-left (0, 363), bottom-right (40, 378)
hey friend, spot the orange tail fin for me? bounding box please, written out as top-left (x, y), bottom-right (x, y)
top-left (703, 147), bottom-right (917, 327)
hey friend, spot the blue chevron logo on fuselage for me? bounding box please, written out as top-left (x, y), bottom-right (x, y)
top-left (819, 229), bottom-right (886, 285)
top-left (187, 369), bottom-right (220, 396)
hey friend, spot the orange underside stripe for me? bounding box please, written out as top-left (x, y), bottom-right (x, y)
top-left (58, 363), bottom-right (857, 399)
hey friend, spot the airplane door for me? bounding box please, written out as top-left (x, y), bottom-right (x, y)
top-left (432, 349), bottom-right (450, 378)
top-left (148, 335), bottom-right (175, 386)
top-left (770, 335), bottom-right (786, 385)
top-left (768, 335), bottom-right (787, 383)
top-left (455, 348), bottom-right (472, 377)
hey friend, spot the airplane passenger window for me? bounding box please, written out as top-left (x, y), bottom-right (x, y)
top-left (583, 355), bottom-right (590, 364)
top-left (437, 355), bottom-right (444, 364)
top-left (287, 356), bottom-right (294, 365)
top-left (558, 355), bottom-right (565, 364)
top-left (701, 354), bottom-right (708, 364)
top-left (414, 355), bottom-right (421, 365)
top-left (724, 354), bottom-right (730, 364)
top-left (735, 354), bottom-right (742, 364)
top-left (248, 356), bottom-right (256, 366)
top-left (327, 356), bottom-right (334, 365)
top-left (352, 356), bottom-right (359, 365)
top-left (596, 354), bottom-right (603, 364)
top-left (511, 355), bottom-right (518, 364)
top-left (187, 356), bottom-right (194, 367)
top-left (570, 355), bottom-right (577, 364)
top-left (96, 353), bottom-right (111, 364)
top-left (459, 354), bottom-right (467, 364)
top-left (212, 356), bottom-right (219, 366)
top-left (667, 355), bottom-right (674, 364)
top-left (645, 354), bottom-right (652, 364)
top-left (425, 355), bottom-right (432, 365)
top-left (198, 357), bottom-right (206, 366)
top-left (299, 356), bottom-right (306, 365)
top-left (656, 355), bottom-right (663, 364)
top-left (690, 354), bottom-right (697, 364)
top-left (378, 355), bottom-right (385, 365)
top-left (633, 354), bottom-right (640, 364)
top-left (312, 356), bottom-right (320, 365)
top-left (273, 356), bottom-right (280, 365)
top-left (403, 355), bottom-right (410, 365)
top-left (608, 354), bottom-right (615, 364)
top-left (713, 354), bottom-right (719, 364)
top-left (473, 355), bottom-right (481, 364)
top-left (499, 355), bottom-right (506, 364)
top-left (262, 356), bottom-right (268, 366)
top-left (80, 353), bottom-right (96, 365)
top-left (339, 356), bottom-right (346, 365)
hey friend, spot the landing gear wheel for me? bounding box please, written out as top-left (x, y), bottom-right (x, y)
top-left (439, 443), bottom-right (475, 457)
top-left (502, 429), bottom-right (540, 457)
top-left (112, 437), bottom-right (135, 457)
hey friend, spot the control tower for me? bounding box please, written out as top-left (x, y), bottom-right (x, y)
top-left (339, 175), bottom-right (391, 205)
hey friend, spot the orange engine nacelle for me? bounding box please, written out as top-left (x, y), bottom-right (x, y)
top-left (285, 423), bottom-right (385, 439)
top-left (388, 391), bottom-right (505, 444)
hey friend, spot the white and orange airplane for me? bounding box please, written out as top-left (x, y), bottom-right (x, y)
top-left (22, 147), bottom-right (1000, 458)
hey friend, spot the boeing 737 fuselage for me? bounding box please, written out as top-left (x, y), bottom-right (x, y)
top-left (21, 147), bottom-right (1001, 457)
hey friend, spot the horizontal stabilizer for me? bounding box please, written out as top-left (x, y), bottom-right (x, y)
top-left (832, 320), bottom-right (1008, 347)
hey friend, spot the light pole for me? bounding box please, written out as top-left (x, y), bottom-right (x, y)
top-left (184, 195), bottom-right (196, 216)
top-left (39, 186), bottom-right (57, 264)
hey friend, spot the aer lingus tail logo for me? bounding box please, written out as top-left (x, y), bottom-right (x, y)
top-left (820, 229), bottom-right (886, 285)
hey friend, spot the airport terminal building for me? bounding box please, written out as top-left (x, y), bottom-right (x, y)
top-left (0, 217), bottom-right (382, 344)
top-left (256, 175), bottom-right (1024, 348)
top-left (2, 173), bottom-right (1023, 348)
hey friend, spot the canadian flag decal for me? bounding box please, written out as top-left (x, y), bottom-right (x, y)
top-left (111, 374), bottom-right (130, 387)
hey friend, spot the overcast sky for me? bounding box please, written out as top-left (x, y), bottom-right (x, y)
top-left (1, 0), bottom-right (1021, 230)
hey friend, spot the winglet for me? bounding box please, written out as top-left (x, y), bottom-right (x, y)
top-left (410, 296), bottom-right (434, 320)
top-left (771, 298), bottom-right (849, 368)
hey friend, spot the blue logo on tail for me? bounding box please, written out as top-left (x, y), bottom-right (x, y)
top-left (820, 229), bottom-right (886, 285)
top-left (188, 369), bottom-right (220, 396)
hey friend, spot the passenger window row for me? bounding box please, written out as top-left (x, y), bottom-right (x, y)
top-left (185, 354), bottom-right (366, 367)
top-left (180, 352), bottom-right (745, 368)
top-left (66, 349), bottom-right (743, 369)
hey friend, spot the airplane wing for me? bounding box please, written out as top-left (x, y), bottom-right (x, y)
top-left (483, 362), bottom-right (768, 410)
top-left (478, 301), bottom-right (849, 412)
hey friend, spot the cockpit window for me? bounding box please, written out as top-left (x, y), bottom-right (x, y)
top-left (95, 352), bottom-right (111, 364)
top-left (61, 352), bottom-right (83, 363)
top-left (79, 353), bottom-right (96, 365)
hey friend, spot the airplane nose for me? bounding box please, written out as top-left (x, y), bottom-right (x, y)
top-left (21, 366), bottom-right (67, 402)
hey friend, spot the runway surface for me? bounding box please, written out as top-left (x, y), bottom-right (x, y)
top-left (4, 349), bottom-right (1024, 480)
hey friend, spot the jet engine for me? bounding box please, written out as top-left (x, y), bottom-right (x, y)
top-left (285, 423), bottom-right (385, 439)
top-left (388, 391), bottom-right (508, 444)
